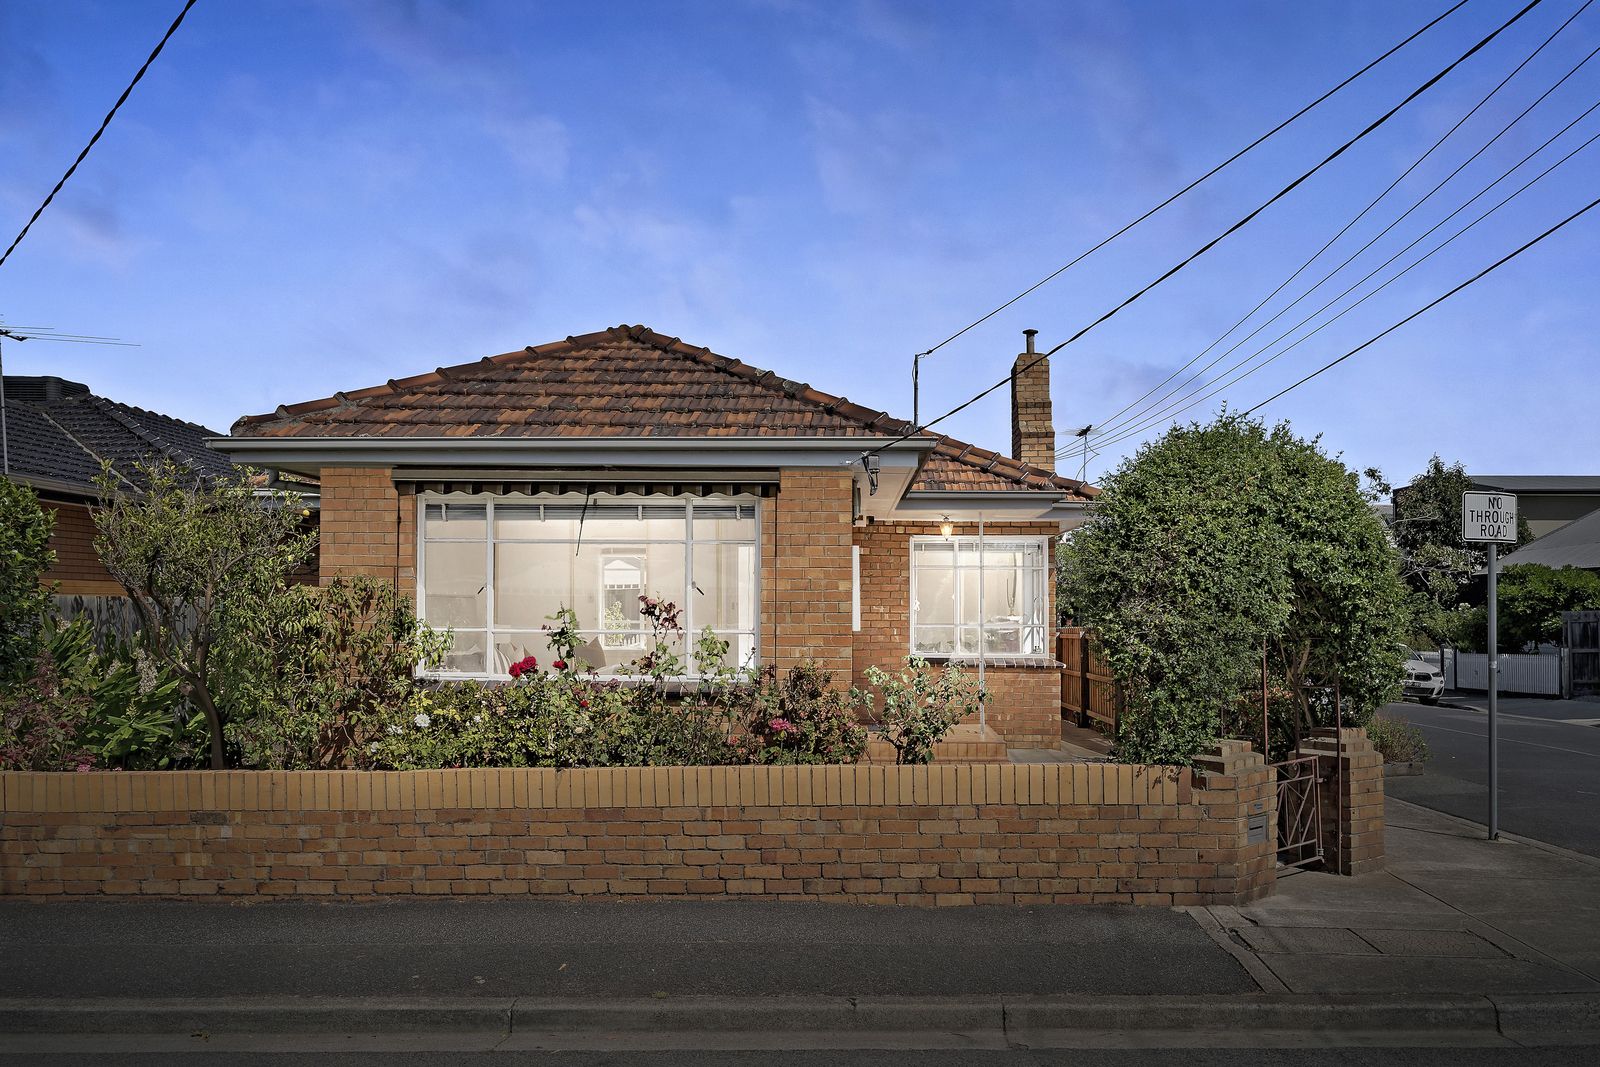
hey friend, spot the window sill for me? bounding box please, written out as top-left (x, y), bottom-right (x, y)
top-left (912, 655), bottom-right (1063, 670)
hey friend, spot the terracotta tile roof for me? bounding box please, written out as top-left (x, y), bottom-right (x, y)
top-left (233, 325), bottom-right (1094, 499)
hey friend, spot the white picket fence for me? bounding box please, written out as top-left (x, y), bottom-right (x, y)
top-left (1443, 648), bottom-right (1570, 698)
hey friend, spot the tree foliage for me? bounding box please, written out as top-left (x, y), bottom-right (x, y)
top-left (1459, 564), bottom-right (1600, 652)
top-left (1062, 414), bottom-right (1408, 765)
top-left (1377, 455), bottom-right (1530, 646)
top-left (0, 478), bottom-right (55, 688)
top-left (94, 462), bottom-right (317, 768)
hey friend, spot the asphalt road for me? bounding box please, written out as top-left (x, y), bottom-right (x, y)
top-left (0, 900), bottom-right (1251, 1000)
top-left (1381, 698), bottom-right (1600, 857)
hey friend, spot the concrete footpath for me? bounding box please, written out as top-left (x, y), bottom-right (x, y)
top-left (3, 796), bottom-right (1599, 1054)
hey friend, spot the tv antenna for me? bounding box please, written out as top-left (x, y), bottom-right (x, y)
top-left (0, 322), bottom-right (138, 477)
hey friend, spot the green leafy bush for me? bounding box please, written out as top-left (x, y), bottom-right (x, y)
top-left (46, 620), bottom-right (201, 770)
top-left (0, 477), bottom-right (55, 689)
top-left (1062, 414), bottom-right (1408, 766)
top-left (1368, 715), bottom-right (1430, 765)
top-left (862, 657), bottom-right (983, 765)
top-left (222, 575), bottom-right (449, 769)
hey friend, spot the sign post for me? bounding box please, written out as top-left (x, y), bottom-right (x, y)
top-left (1462, 491), bottom-right (1518, 841)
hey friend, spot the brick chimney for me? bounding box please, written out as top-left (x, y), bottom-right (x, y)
top-left (1010, 329), bottom-right (1055, 472)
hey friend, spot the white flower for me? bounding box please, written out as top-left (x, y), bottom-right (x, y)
top-left (413, 713), bottom-right (431, 728)
top-left (368, 742), bottom-right (379, 754)
top-left (471, 714), bottom-right (484, 725)
top-left (387, 725), bottom-right (403, 736)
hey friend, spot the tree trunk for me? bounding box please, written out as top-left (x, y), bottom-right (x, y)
top-left (187, 680), bottom-right (226, 770)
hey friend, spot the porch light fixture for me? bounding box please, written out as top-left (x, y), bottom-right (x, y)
top-left (940, 516), bottom-right (954, 539)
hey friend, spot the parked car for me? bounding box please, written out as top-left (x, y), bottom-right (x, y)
top-left (1400, 646), bottom-right (1444, 705)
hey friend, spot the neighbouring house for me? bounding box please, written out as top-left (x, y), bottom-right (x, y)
top-left (1499, 507), bottom-right (1600, 572)
top-left (0, 374), bottom-right (245, 595)
top-left (220, 324), bottom-right (1096, 745)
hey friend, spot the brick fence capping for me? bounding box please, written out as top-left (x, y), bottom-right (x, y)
top-left (2, 746), bottom-right (1280, 906)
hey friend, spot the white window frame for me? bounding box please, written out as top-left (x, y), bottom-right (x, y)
top-left (416, 492), bottom-right (761, 680)
top-left (908, 535), bottom-right (1049, 659)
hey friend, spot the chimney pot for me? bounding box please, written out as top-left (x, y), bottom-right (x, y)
top-left (1023, 328), bottom-right (1038, 354)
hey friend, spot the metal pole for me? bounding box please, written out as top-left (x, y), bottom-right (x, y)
top-left (1488, 541), bottom-right (1499, 841)
top-left (977, 511), bottom-right (986, 731)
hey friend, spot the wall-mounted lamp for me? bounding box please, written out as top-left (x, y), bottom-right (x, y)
top-left (939, 516), bottom-right (954, 539)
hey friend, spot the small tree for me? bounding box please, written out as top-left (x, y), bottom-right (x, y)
top-left (1376, 456), bottom-right (1531, 646)
top-left (0, 478), bottom-right (55, 688)
top-left (94, 462), bottom-right (315, 768)
top-left (1063, 414), bottom-right (1408, 765)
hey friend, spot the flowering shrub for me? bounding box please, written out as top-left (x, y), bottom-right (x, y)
top-left (0, 650), bottom-right (97, 772)
top-left (862, 657), bottom-right (984, 764)
top-left (508, 656), bottom-right (539, 679)
top-left (732, 663), bottom-right (867, 765)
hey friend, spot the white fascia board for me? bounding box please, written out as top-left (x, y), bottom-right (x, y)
top-left (893, 490), bottom-right (1067, 522)
top-left (211, 435), bottom-right (931, 475)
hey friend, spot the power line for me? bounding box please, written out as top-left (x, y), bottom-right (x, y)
top-left (862, 0), bottom-right (1546, 465)
top-left (1087, 118), bottom-right (1600, 453)
top-left (1083, 0), bottom-right (1592, 447)
top-left (909, 0), bottom-right (1473, 363)
top-left (1242, 192), bottom-right (1600, 415)
top-left (1087, 32), bottom-right (1600, 448)
top-left (0, 0), bottom-right (199, 272)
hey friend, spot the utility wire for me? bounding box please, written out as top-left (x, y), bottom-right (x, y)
top-left (0, 0), bottom-right (199, 271)
top-left (862, 0), bottom-right (1545, 464)
top-left (1242, 192), bottom-right (1600, 415)
top-left (1087, 30), bottom-right (1600, 447)
top-left (1088, 118), bottom-right (1600, 452)
top-left (908, 0), bottom-right (1473, 362)
top-left (1082, 0), bottom-right (1591, 448)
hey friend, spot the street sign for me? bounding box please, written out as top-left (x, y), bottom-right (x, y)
top-left (1462, 491), bottom-right (1518, 543)
top-left (1462, 490), bottom-right (1518, 842)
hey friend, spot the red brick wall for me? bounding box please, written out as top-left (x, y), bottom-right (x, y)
top-left (39, 500), bottom-right (123, 596)
top-left (0, 748), bottom-right (1278, 905)
top-left (769, 468), bottom-right (854, 677)
top-left (317, 467), bottom-right (411, 592)
top-left (853, 519), bottom-right (1061, 745)
top-left (1300, 728), bottom-right (1385, 876)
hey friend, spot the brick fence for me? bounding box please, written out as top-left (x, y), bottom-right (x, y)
top-left (1, 744), bottom-right (1281, 905)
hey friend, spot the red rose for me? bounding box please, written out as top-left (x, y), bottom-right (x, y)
top-left (553, 659), bottom-right (567, 670)
top-left (509, 655), bottom-right (538, 679)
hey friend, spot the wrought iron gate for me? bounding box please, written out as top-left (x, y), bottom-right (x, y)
top-left (1271, 755), bottom-right (1322, 867)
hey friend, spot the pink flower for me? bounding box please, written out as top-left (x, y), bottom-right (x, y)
top-left (768, 717), bottom-right (796, 735)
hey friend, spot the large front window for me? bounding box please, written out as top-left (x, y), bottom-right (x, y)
top-left (419, 496), bottom-right (759, 678)
top-left (910, 536), bottom-right (1048, 657)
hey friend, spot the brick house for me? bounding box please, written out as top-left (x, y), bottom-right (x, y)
top-left (1, 374), bottom-right (243, 595)
top-left (222, 325), bottom-right (1094, 746)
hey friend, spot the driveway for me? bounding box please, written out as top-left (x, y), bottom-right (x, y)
top-left (1380, 698), bottom-right (1600, 857)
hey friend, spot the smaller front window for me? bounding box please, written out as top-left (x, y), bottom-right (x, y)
top-left (910, 536), bottom-right (1048, 657)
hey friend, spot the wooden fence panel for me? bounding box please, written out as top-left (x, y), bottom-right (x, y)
top-left (1058, 628), bottom-right (1121, 734)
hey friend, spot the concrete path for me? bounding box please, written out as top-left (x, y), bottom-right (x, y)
top-left (1201, 798), bottom-right (1600, 996)
top-left (1381, 699), bottom-right (1600, 857)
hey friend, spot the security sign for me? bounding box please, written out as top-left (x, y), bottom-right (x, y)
top-left (1462, 491), bottom-right (1518, 544)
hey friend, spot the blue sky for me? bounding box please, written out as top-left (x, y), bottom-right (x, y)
top-left (2, 0), bottom-right (1596, 484)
